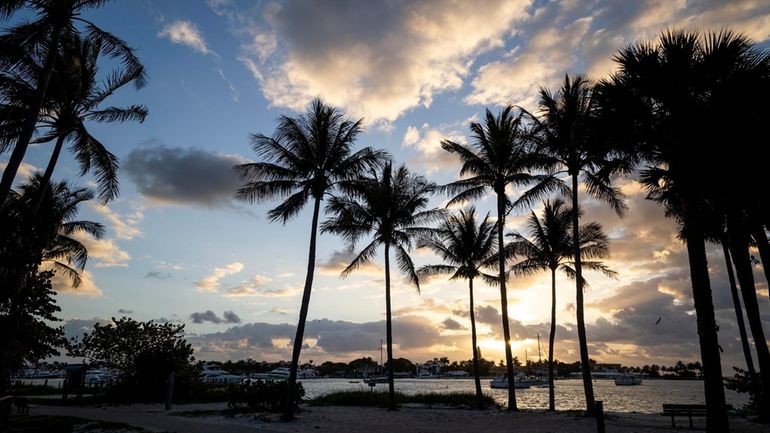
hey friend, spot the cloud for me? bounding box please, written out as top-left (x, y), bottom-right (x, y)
top-left (223, 310), bottom-right (242, 324)
top-left (158, 20), bottom-right (212, 55)
top-left (318, 250), bottom-right (381, 276)
top-left (117, 309), bottom-right (133, 314)
top-left (466, 0), bottom-right (770, 108)
top-left (0, 161), bottom-right (39, 182)
top-left (270, 307), bottom-right (292, 315)
top-left (124, 143), bottom-right (248, 208)
top-left (195, 262), bottom-right (245, 292)
top-left (190, 310), bottom-right (242, 324)
top-left (144, 271), bottom-right (171, 280)
top-left (401, 122), bottom-right (466, 174)
top-left (62, 317), bottom-right (111, 341)
top-left (441, 317), bottom-right (465, 330)
top-left (71, 231), bottom-right (131, 268)
top-left (223, 275), bottom-right (300, 298)
top-left (89, 203), bottom-right (143, 240)
top-left (217, 0), bottom-right (531, 122)
top-left (47, 268), bottom-right (103, 297)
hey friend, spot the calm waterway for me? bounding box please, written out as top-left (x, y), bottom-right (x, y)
top-left (301, 378), bottom-right (748, 413)
top-left (22, 377), bottom-right (747, 413)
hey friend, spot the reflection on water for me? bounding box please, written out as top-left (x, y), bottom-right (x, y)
top-left (301, 378), bottom-right (748, 413)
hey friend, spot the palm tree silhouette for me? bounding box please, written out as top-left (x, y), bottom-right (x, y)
top-left (522, 74), bottom-right (630, 413)
top-left (28, 33), bottom-right (148, 208)
top-left (417, 207), bottom-right (499, 409)
top-left (1, 174), bottom-right (104, 289)
top-left (322, 163), bottom-right (440, 410)
top-left (507, 199), bottom-right (614, 411)
top-left (598, 29), bottom-right (770, 430)
top-left (0, 0), bottom-right (146, 209)
top-left (234, 99), bottom-right (386, 420)
top-left (441, 106), bottom-right (551, 411)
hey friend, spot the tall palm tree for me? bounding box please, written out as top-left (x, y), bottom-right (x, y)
top-left (322, 163), bottom-right (440, 410)
top-left (440, 106), bottom-right (552, 411)
top-left (597, 29), bottom-right (770, 431)
top-left (0, 0), bottom-right (146, 209)
top-left (417, 207), bottom-right (499, 409)
top-left (524, 74), bottom-right (630, 413)
top-left (234, 99), bottom-right (386, 420)
top-left (28, 33), bottom-right (147, 207)
top-left (507, 199), bottom-right (614, 411)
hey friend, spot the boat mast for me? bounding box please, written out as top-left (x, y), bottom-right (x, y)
top-left (537, 333), bottom-right (541, 363)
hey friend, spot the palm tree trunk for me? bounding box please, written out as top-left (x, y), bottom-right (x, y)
top-left (571, 174), bottom-right (595, 413)
top-left (282, 196), bottom-right (321, 421)
top-left (496, 191), bottom-right (517, 411)
top-left (727, 220), bottom-right (770, 422)
top-left (750, 226), bottom-right (770, 301)
top-left (384, 242), bottom-right (396, 410)
top-left (32, 135), bottom-right (66, 215)
top-left (468, 277), bottom-right (483, 409)
top-left (720, 237), bottom-right (755, 376)
top-left (680, 197), bottom-right (729, 433)
top-left (0, 26), bottom-right (61, 211)
top-left (548, 267), bottom-right (557, 412)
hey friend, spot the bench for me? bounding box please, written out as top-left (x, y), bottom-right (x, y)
top-left (0, 396), bottom-right (13, 425)
top-left (661, 404), bottom-right (707, 429)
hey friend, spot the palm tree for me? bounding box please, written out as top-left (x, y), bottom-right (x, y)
top-left (0, 0), bottom-right (146, 209)
top-left (28, 33), bottom-right (147, 207)
top-left (523, 74), bottom-right (630, 413)
top-left (322, 163), bottom-right (440, 410)
top-left (1, 174), bottom-right (104, 290)
top-left (440, 106), bottom-right (552, 411)
top-left (234, 99), bottom-right (386, 420)
top-left (597, 29), bottom-right (770, 431)
top-left (0, 174), bottom-right (99, 393)
top-left (507, 199), bottom-right (614, 411)
top-left (417, 207), bottom-right (499, 409)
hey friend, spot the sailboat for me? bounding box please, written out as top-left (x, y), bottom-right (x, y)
top-left (531, 334), bottom-right (549, 388)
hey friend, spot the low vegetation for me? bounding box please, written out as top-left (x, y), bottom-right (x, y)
top-left (309, 391), bottom-right (497, 408)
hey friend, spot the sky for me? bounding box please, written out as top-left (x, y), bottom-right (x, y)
top-left (3, 0), bottom-right (770, 371)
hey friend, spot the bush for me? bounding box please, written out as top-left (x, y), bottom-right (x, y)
top-left (227, 379), bottom-right (304, 412)
top-left (725, 367), bottom-right (761, 415)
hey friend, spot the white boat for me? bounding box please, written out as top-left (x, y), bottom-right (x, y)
top-left (266, 367), bottom-right (290, 381)
top-left (489, 376), bottom-right (532, 389)
top-left (614, 373), bottom-right (642, 386)
top-left (363, 375), bottom-right (389, 384)
top-left (200, 365), bottom-right (243, 384)
top-left (84, 368), bottom-right (116, 385)
top-left (416, 371), bottom-right (437, 379)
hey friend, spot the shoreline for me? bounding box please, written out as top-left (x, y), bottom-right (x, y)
top-left (29, 402), bottom-right (768, 433)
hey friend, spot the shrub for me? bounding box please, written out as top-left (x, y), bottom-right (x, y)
top-left (227, 379), bottom-right (304, 412)
top-left (725, 367), bottom-right (761, 415)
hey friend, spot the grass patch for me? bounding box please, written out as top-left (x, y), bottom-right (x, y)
top-left (309, 391), bottom-right (497, 408)
top-left (7, 383), bottom-right (62, 396)
top-left (3, 415), bottom-right (147, 432)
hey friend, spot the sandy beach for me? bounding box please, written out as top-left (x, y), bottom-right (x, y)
top-left (33, 402), bottom-right (768, 433)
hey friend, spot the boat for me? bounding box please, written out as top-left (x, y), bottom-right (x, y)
top-left (489, 375), bottom-right (532, 389)
top-left (266, 367), bottom-right (290, 381)
top-left (363, 375), bottom-right (389, 384)
top-left (416, 371), bottom-right (437, 379)
top-left (200, 365), bottom-right (244, 384)
top-left (614, 373), bottom-right (642, 386)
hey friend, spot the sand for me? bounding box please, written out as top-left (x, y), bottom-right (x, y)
top-left (228, 405), bottom-right (767, 433)
top-left (33, 402), bottom-right (768, 433)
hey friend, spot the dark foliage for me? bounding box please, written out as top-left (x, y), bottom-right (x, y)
top-left (68, 317), bottom-right (198, 401)
top-left (227, 379), bottom-right (304, 412)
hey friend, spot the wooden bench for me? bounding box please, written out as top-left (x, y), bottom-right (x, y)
top-left (0, 396), bottom-right (14, 425)
top-left (662, 404), bottom-right (707, 428)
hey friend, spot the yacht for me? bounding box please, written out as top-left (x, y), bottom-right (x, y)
top-left (200, 365), bottom-right (243, 384)
top-left (614, 373), bottom-right (642, 386)
top-left (267, 367), bottom-right (290, 381)
top-left (489, 375), bottom-right (532, 389)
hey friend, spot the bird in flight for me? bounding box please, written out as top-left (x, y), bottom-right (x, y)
top-left (655, 316), bottom-right (662, 325)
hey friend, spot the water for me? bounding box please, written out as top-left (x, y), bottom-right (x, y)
top-left (300, 378), bottom-right (749, 413)
top-left (19, 377), bottom-right (749, 413)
